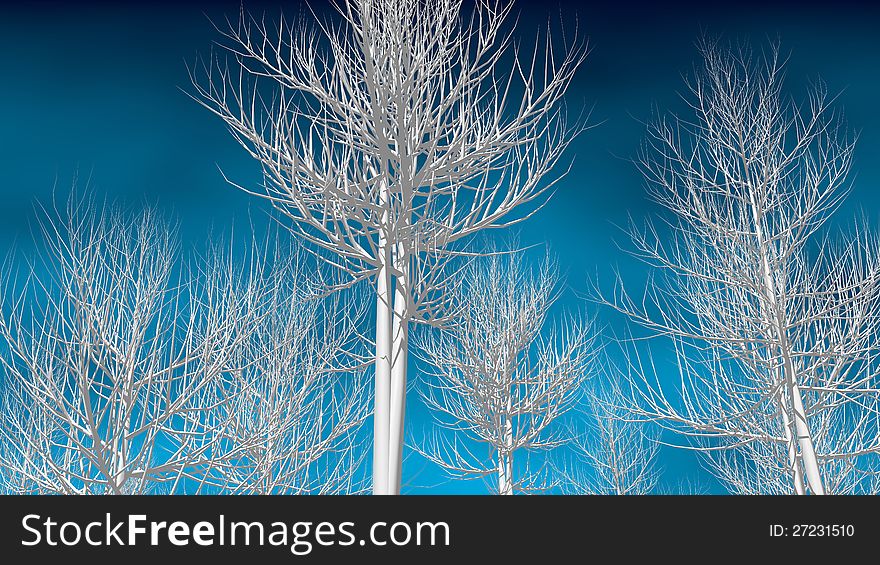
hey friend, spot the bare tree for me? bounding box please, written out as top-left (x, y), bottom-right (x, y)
top-left (186, 240), bottom-right (372, 494)
top-left (0, 196), bottom-right (372, 495)
top-left (598, 39), bottom-right (880, 495)
top-left (189, 0), bottom-right (588, 494)
top-left (699, 385), bottom-right (880, 495)
top-left (557, 377), bottom-right (660, 495)
top-left (413, 246), bottom-right (595, 494)
top-left (0, 198), bottom-right (248, 494)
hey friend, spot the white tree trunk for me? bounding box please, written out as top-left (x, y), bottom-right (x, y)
top-left (372, 197), bottom-right (394, 495)
top-left (498, 453), bottom-right (509, 495)
top-left (497, 413), bottom-right (514, 495)
top-left (387, 268), bottom-right (409, 495)
top-left (791, 384), bottom-right (825, 494)
top-left (776, 308), bottom-right (824, 495)
top-left (504, 419), bottom-right (514, 495)
top-left (777, 389), bottom-right (806, 495)
top-left (113, 393), bottom-right (131, 494)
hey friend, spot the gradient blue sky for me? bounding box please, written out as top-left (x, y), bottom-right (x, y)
top-left (1, 0), bottom-right (878, 493)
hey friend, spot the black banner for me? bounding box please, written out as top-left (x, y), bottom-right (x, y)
top-left (0, 495), bottom-right (874, 563)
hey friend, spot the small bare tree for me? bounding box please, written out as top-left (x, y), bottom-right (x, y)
top-left (190, 0), bottom-right (588, 494)
top-left (0, 198), bottom-right (248, 494)
top-left (599, 39), bottom-right (880, 495)
top-left (413, 246), bottom-right (595, 494)
top-left (557, 378), bottom-right (660, 495)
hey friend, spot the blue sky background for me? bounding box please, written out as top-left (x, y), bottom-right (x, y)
top-left (1, 0), bottom-right (878, 493)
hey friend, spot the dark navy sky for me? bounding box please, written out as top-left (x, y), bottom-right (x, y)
top-left (1, 0), bottom-right (878, 493)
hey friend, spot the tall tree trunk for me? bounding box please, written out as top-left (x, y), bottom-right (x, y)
top-left (498, 453), bottom-right (510, 495)
top-left (497, 438), bottom-right (511, 494)
top-left (498, 408), bottom-right (514, 495)
top-left (776, 298), bottom-right (824, 494)
top-left (503, 418), bottom-right (514, 495)
top-left (777, 388), bottom-right (806, 495)
top-left (372, 193), bottom-right (394, 495)
top-left (387, 262), bottom-right (409, 495)
top-left (112, 391), bottom-right (130, 494)
top-left (790, 383), bottom-right (825, 494)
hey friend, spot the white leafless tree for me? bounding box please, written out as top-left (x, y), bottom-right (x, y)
top-left (557, 377), bottom-right (660, 495)
top-left (189, 0), bottom-right (588, 494)
top-left (598, 39), bottom-right (880, 495)
top-left (412, 246), bottom-right (595, 494)
top-left (0, 197), bottom-right (371, 495)
top-left (0, 197), bottom-right (250, 494)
